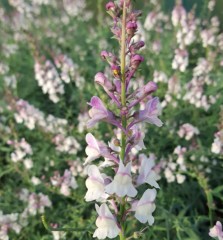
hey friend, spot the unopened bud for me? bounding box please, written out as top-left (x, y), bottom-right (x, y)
top-left (106, 1), bottom-right (116, 11)
top-left (126, 21), bottom-right (137, 36)
top-left (101, 50), bottom-right (109, 60)
top-left (144, 81), bottom-right (157, 94)
top-left (95, 72), bottom-right (113, 91)
top-left (121, 107), bottom-right (128, 115)
top-left (131, 54), bottom-right (144, 69)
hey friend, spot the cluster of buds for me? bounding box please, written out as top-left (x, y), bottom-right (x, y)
top-left (84, 1), bottom-right (163, 239)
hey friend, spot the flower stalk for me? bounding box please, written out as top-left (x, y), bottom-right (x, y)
top-left (85, 0), bottom-right (163, 239)
top-left (120, 0), bottom-right (127, 163)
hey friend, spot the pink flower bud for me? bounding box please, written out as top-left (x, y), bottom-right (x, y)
top-left (144, 81), bottom-right (157, 94)
top-left (131, 54), bottom-right (144, 69)
top-left (106, 1), bottom-right (116, 11)
top-left (126, 21), bottom-right (137, 36)
top-left (94, 72), bottom-right (113, 91)
top-left (136, 40), bottom-right (145, 49)
top-left (100, 50), bottom-right (109, 60)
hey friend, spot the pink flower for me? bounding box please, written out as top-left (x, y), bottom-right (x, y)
top-left (129, 97), bottom-right (163, 128)
top-left (85, 165), bottom-right (107, 202)
top-left (133, 189), bottom-right (157, 225)
top-left (95, 72), bottom-right (113, 91)
top-left (105, 161), bottom-right (137, 197)
top-left (137, 154), bottom-right (159, 188)
top-left (85, 133), bottom-right (118, 165)
top-left (129, 81), bottom-right (157, 108)
top-left (209, 221), bottom-right (223, 240)
top-left (93, 203), bottom-right (120, 239)
top-left (87, 96), bottom-right (119, 128)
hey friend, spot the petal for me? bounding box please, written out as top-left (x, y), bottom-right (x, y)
top-left (86, 133), bottom-right (100, 151)
top-left (138, 189), bottom-right (157, 205)
top-left (145, 116), bottom-right (163, 127)
top-left (146, 171), bottom-right (160, 188)
top-left (90, 96), bottom-right (107, 113)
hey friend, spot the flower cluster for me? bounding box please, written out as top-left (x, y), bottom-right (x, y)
top-left (7, 138), bottom-right (33, 169)
top-left (34, 59), bottom-right (65, 103)
top-left (212, 130), bottom-right (223, 155)
top-left (50, 169), bottom-right (78, 196)
top-left (52, 134), bottom-right (81, 155)
top-left (0, 189), bottom-right (51, 240)
top-left (178, 123), bottom-right (199, 141)
top-left (35, 54), bottom-right (85, 103)
top-left (0, 212), bottom-right (22, 240)
top-left (84, 1), bottom-right (163, 239)
top-left (163, 146), bottom-right (187, 184)
top-left (14, 99), bottom-right (67, 133)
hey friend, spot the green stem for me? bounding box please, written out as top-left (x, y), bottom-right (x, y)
top-left (120, 0), bottom-right (127, 163)
top-left (119, 1), bottom-right (127, 240)
top-left (119, 232), bottom-right (126, 240)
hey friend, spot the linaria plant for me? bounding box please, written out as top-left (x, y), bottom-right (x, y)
top-left (84, 0), bottom-right (162, 239)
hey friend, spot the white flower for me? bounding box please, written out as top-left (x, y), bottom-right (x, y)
top-left (209, 221), bottom-right (223, 240)
top-left (85, 133), bottom-right (114, 165)
top-left (137, 154), bottom-right (159, 188)
top-left (85, 165), bottom-right (107, 202)
top-left (105, 161), bottom-right (137, 197)
top-left (211, 138), bottom-right (222, 154)
top-left (133, 189), bottom-right (157, 225)
top-left (93, 204), bottom-right (120, 239)
top-left (176, 174), bottom-right (186, 184)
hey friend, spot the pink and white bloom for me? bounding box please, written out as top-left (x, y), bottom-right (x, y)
top-left (137, 154), bottom-right (159, 188)
top-left (93, 204), bottom-right (120, 239)
top-left (87, 96), bottom-right (117, 128)
top-left (178, 123), bottom-right (199, 140)
top-left (105, 161), bottom-right (137, 197)
top-left (133, 189), bottom-right (157, 225)
top-left (85, 133), bottom-right (117, 165)
top-left (209, 221), bottom-right (223, 240)
top-left (85, 165), bottom-right (107, 202)
top-left (129, 97), bottom-right (163, 128)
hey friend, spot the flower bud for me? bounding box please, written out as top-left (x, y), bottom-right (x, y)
top-left (95, 72), bottom-right (113, 91)
top-left (106, 1), bottom-right (116, 11)
top-left (130, 41), bottom-right (145, 54)
top-left (131, 54), bottom-right (144, 69)
top-left (144, 81), bottom-right (157, 94)
top-left (100, 50), bottom-right (109, 60)
top-left (135, 41), bottom-right (145, 50)
top-left (126, 21), bottom-right (137, 36)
